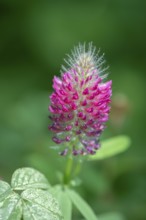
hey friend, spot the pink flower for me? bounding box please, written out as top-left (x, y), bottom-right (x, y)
top-left (48, 43), bottom-right (112, 156)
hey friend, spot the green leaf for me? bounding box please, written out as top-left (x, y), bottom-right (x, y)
top-left (0, 181), bottom-right (12, 202)
top-left (11, 167), bottom-right (50, 190)
top-left (89, 135), bottom-right (131, 160)
top-left (67, 189), bottom-right (97, 220)
top-left (21, 188), bottom-right (63, 220)
top-left (99, 212), bottom-right (125, 220)
top-left (54, 188), bottom-right (72, 220)
top-left (59, 191), bottom-right (72, 220)
top-left (0, 181), bottom-right (22, 220)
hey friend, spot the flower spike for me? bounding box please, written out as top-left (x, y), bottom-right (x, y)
top-left (49, 43), bottom-right (112, 156)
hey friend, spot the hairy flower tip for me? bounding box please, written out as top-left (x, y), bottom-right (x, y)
top-left (49, 42), bottom-right (112, 156)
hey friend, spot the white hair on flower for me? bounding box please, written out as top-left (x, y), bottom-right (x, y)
top-left (61, 42), bottom-right (108, 79)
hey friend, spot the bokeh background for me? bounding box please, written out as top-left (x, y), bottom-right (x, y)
top-left (0, 0), bottom-right (146, 219)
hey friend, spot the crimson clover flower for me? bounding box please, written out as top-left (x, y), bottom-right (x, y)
top-left (48, 43), bottom-right (112, 156)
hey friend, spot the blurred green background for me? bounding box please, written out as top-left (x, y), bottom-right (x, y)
top-left (0, 0), bottom-right (146, 219)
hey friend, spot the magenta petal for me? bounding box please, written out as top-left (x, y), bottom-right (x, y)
top-left (83, 88), bottom-right (89, 95)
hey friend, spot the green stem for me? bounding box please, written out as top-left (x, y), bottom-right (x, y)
top-left (73, 159), bottom-right (82, 178)
top-left (64, 156), bottom-right (73, 185)
top-left (63, 156), bottom-right (84, 186)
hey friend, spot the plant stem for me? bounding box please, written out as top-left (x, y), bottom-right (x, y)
top-left (63, 156), bottom-right (84, 186)
top-left (73, 159), bottom-right (82, 178)
top-left (63, 156), bottom-right (73, 185)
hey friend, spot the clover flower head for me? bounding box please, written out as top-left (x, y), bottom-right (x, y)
top-left (49, 43), bottom-right (112, 156)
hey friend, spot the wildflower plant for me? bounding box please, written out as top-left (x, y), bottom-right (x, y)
top-left (0, 43), bottom-right (131, 220)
